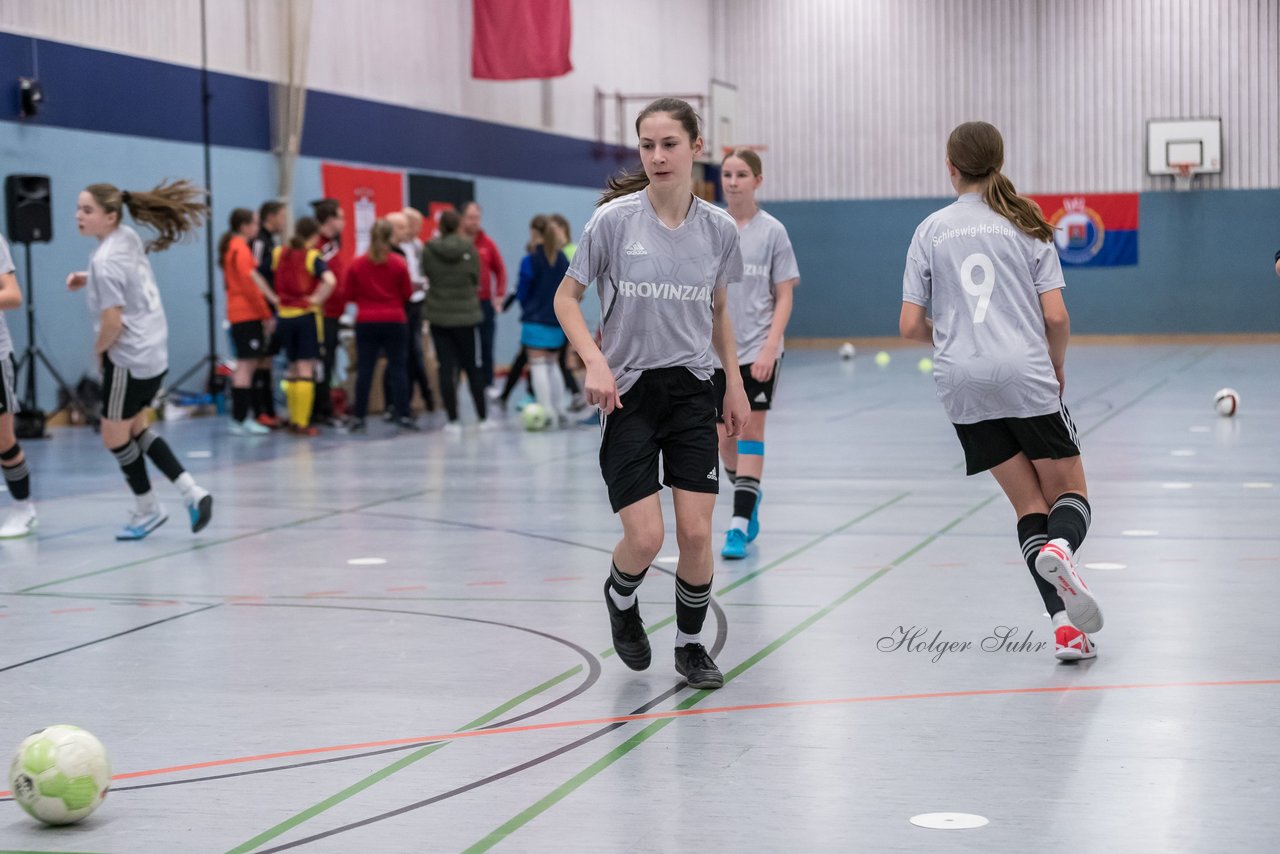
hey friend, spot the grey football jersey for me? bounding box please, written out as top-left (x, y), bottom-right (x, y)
top-left (714, 209), bottom-right (800, 366)
top-left (86, 226), bottom-right (169, 378)
top-left (0, 234), bottom-right (14, 359)
top-left (903, 193), bottom-right (1064, 424)
top-left (568, 190), bottom-right (743, 396)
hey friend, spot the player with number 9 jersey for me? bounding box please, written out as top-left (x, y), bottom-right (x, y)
top-left (902, 188), bottom-right (1064, 425)
top-left (899, 122), bottom-right (1103, 665)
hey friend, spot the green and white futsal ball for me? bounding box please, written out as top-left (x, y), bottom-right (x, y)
top-left (9, 725), bottom-right (111, 824)
top-left (521, 402), bottom-right (553, 432)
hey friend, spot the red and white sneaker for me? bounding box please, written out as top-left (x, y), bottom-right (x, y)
top-left (1054, 624), bottom-right (1097, 661)
top-left (1036, 538), bottom-right (1103, 634)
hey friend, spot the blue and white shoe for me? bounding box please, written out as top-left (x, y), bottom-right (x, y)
top-left (187, 489), bottom-right (213, 533)
top-left (117, 508), bottom-right (169, 541)
top-left (721, 528), bottom-right (748, 560)
top-left (746, 490), bottom-right (762, 543)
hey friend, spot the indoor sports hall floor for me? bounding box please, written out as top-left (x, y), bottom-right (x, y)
top-left (2, 344), bottom-right (1278, 853)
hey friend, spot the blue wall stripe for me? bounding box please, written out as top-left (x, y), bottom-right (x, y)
top-left (0, 31), bottom-right (633, 189)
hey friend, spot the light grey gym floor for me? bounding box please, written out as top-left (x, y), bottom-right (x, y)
top-left (2, 344), bottom-right (1278, 853)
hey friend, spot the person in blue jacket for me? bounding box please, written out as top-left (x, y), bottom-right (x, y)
top-left (517, 217), bottom-right (571, 424)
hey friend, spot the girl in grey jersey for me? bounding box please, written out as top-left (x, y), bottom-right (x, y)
top-left (715, 149), bottom-right (801, 560)
top-left (555, 98), bottom-right (750, 690)
top-left (0, 232), bottom-right (37, 537)
top-left (900, 122), bottom-right (1103, 662)
top-left (69, 181), bottom-right (214, 541)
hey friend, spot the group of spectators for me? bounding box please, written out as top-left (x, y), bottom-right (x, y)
top-left (218, 199), bottom-right (576, 436)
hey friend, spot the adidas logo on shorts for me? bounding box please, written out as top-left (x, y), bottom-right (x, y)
top-left (625, 240), bottom-right (648, 256)
top-left (753, 391), bottom-right (768, 403)
top-left (707, 468), bottom-right (718, 481)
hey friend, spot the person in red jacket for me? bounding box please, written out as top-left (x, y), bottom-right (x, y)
top-left (312, 198), bottom-right (347, 425)
top-left (219, 208), bottom-right (279, 436)
top-left (346, 220), bottom-right (416, 432)
top-left (460, 201), bottom-right (506, 390)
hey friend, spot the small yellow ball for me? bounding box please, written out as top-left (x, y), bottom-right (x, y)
top-left (918, 357), bottom-right (934, 373)
top-left (874, 351), bottom-right (891, 367)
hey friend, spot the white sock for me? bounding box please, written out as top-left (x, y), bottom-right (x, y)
top-left (175, 472), bottom-right (198, 499)
top-left (674, 630), bottom-right (702, 648)
top-left (608, 586), bottom-right (636, 610)
top-left (730, 516), bottom-right (749, 533)
top-left (530, 360), bottom-right (555, 413)
top-left (1051, 611), bottom-right (1073, 630)
top-left (548, 364), bottom-right (566, 416)
top-left (136, 491), bottom-right (159, 515)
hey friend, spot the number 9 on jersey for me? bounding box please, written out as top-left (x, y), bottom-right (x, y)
top-left (960, 252), bottom-right (994, 323)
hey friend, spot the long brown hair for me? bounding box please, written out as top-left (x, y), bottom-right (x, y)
top-left (366, 218), bottom-right (394, 264)
top-left (85, 179), bottom-right (208, 252)
top-left (288, 216), bottom-right (320, 250)
top-left (538, 216), bottom-right (564, 264)
top-left (946, 122), bottom-right (1053, 242)
top-left (599, 97), bottom-right (702, 207)
top-left (218, 208), bottom-right (255, 268)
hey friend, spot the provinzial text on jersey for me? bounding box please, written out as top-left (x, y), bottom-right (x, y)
top-left (617, 281), bottom-right (713, 301)
top-left (931, 223), bottom-right (1017, 246)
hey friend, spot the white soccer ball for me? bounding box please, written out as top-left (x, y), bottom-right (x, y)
top-left (9, 725), bottom-right (111, 825)
top-left (521, 402), bottom-right (553, 432)
top-left (838, 342), bottom-right (856, 360)
top-left (1214, 388), bottom-right (1240, 417)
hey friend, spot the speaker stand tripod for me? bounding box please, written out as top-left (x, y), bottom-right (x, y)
top-left (13, 241), bottom-right (82, 438)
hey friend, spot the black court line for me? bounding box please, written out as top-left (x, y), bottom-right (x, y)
top-left (251, 590), bottom-right (729, 853)
top-left (238, 602), bottom-right (605, 730)
top-left (35, 602), bottom-right (605, 801)
top-left (0, 604), bottom-right (222, 674)
top-left (354, 509), bottom-right (616, 555)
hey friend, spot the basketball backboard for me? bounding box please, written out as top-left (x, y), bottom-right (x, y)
top-left (1147, 117), bottom-right (1222, 176)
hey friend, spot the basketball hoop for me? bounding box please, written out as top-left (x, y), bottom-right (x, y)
top-left (1172, 162), bottom-right (1195, 192)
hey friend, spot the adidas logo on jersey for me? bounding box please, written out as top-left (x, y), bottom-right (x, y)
top-left (707, 468), bottom-right (718, 481)
top-left (624, 240), bottom-right (648, 256)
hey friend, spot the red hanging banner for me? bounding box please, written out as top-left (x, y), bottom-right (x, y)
top-left (472, 0), bottom-right (573, 81)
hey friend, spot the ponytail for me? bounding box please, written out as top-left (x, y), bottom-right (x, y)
top-left (983, 172), bottom-right (1054, 243)
top-left (946, 121), bottom-right (1054, 242)
top-left (85, 179), bottom-right (208, 253)
top-left (539, 216), bottom-right (564, 263)
top-left (599, 166), bottom-right (650, 207)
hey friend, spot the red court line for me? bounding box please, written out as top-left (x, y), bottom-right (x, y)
top-left (386, 585), bottom-right (427, 592)
top-left (51, 608), bottom-right (96, 615)
top-left (5, 676), bottom-right (1272, 795)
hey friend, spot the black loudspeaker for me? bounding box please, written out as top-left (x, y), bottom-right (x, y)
top-left (4, 174), bottom-right (53, 243)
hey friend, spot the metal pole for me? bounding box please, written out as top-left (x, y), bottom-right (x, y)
top-left (200, 0), bottom-right (217, 388)
top-left (22, 242), bottom-right (36, 407)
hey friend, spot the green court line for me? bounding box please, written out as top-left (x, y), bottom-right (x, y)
top-left (14, 490), bottom-right (431, 594)
top-left (226, 491), bottom-right (910, 852)
top-left (464, 493), bottom-right (998, 853)
top-left (222, 666), bottom-right (585, 854)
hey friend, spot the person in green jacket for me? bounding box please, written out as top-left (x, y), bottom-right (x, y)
top-left (422, 209), bottom-right (492, 432)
